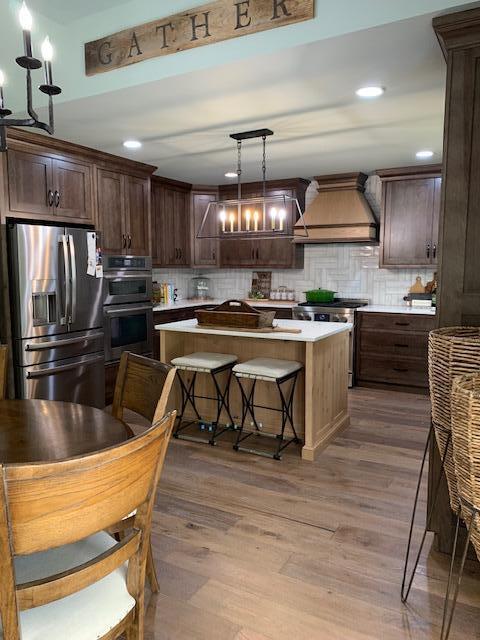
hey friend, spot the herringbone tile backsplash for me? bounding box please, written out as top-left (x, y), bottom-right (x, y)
top-left (153, 177), bottom-right (435, 306)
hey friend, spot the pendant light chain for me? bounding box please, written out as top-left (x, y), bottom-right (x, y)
top-left (262, 135), bottom-right (267, 199)
top-left (237, 140), bottom-right (242, 202)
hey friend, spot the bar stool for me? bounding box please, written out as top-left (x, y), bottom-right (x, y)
top-left (232, 357), bottom-right (302, 460)
top-left (171, 352), bottom-right (237, 445)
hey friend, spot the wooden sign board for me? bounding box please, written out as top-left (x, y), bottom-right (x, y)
top-left (85, 0), bottom-right (315, 76)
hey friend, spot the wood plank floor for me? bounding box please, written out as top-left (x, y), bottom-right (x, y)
top-left (143, 388), bottom-right (480, 639)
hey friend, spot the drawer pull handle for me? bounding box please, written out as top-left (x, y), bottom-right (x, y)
top-left (395, 322), bottom-right (409, 326)
top-left (394, 343), bottom-right (409, 348)
top-left (393, 367), bottom-right (409, 372)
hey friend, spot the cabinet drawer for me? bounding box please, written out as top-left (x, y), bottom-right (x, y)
top-left (359, 312), bottom-right (435, 333)
top-left (358, 354), bottom-right (428, 388)
top-left (359, 330), bottom-right (428, 358)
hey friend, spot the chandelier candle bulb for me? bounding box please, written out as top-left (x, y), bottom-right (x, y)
top-left (19, 2), bottom-right (33, 57)
top-left (41, 37), bottom-right (54, 85)
top-left (229, 212), bottom-right (235, 233)
top-left (270, 207), bottom-right (277, 230)
top-left (245, 209), bottom-right (251, 231)
top-left (253, 210), bottom-right (259, 232)
top-left (219, 209), bottom-right (226, 233)
top-left (279, 209), bottom-right (286, 231)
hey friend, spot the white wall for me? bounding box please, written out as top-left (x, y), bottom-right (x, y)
top-left (153, 176), bottom-right (435, 305)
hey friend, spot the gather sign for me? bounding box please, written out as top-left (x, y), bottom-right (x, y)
top-left (84, 0), bottom-right (315, 76)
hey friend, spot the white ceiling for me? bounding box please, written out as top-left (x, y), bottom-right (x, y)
top-left (38, 12), bottom-right (446, 184)
top-left (31, 0), bottom-right (132, 24)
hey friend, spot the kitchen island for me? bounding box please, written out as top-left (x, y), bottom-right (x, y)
top-left (157, 319), bottom-right (351, 461)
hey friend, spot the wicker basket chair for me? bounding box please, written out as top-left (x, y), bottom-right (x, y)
top-left (440, 373), bottom-right (480, 640)
top-left (401, 327), bottom-right (480, 603)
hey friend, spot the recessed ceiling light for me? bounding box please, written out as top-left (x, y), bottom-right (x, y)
top-left (356, 86), bottom-right (385, 98)
top-left (225, 171), bottom-right (238, 178)
top-left (416, 150), bottom-right (434, 159)
top-left (123, 139), bottom-right (142, 149)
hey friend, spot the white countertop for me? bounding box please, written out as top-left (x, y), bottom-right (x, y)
top-left (359, 305), bottom-right (436, 316)
top-left (153, 299), bottom-right (298, 311)
top-left (155, 318), bottom-right (352, 342)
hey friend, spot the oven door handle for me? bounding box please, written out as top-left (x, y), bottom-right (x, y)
top-left (26, 355), bottom-right (104, 379)
top-left (104, 305), bottom-right (152, 316)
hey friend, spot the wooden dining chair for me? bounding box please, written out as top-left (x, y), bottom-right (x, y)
top-left (0, 344), bottom-right (8, 400)
top-left (0, 410), bottom-right (175, 640)
top-left (111, 351), bottom-right (177, 593)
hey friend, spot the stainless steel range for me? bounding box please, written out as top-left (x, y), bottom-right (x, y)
top-left (293, 299), bottom-right (369, 386)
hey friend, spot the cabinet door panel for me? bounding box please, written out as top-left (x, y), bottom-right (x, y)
top-left (256, 238), bottom-right (297, 268)
top-left (8, 149), bottom-right (53, 215)
top-left (53, 159), bottom-right (93, 220)
top-left (382, 179), bottom-right (435, 266)
top-left (220, 238), bottom-right (256, 267)
top-left (162, 188), bottom-right (177, 266)
top-left (192, 192), bottom-right (218, 266)
top-left (96, 169), bottom-right (126, 255)
top-left (174, 190), bottom-right (190, 265)
top-left (151, 184), bottom-right (164, 265)
top-left (431, 177), bottom-right (442, 265)
top-left (126, 176), bottom-right (150, 256)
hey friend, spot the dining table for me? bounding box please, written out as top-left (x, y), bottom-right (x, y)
top-left (0, 399), bottom-right (133, 464)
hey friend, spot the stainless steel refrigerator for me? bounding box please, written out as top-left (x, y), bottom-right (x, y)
top-left (8, 222), bottom-right (105, 408)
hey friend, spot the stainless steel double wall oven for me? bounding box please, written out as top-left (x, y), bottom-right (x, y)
top-left (102, 255), bottom-right (153, 363)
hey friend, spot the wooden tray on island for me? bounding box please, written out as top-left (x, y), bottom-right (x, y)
top-left (195, 299), bottom-right (276, 329)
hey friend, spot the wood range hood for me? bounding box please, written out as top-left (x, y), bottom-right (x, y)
top-left (295, 172), bottom-right (378, 243)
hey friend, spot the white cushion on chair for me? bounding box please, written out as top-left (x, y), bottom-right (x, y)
top-left (171, 352), bottom-right (237, 373)
top-left (6, 531), bottom-right (135, 640)
top-left (233, 358), bottom-right (303, 381)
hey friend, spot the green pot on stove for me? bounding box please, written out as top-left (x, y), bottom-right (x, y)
top-left (304, 289), bottom-right (337, 303)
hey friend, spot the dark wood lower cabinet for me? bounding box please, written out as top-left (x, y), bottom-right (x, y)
top-left (355, 311), bottom-right (435, 393)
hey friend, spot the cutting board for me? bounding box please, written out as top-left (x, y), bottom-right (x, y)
top-left (196, 324), bottom-right (302, 335)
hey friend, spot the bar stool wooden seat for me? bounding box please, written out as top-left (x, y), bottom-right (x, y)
top-left (171, 352), bottom-right (237, 445)
top-left (232, 357), bottom-right (302, 460)
top-left (440, 372), bottom-right (480, 640)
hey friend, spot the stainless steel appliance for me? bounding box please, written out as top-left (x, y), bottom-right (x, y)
top-left (293, 299), bottom-right (369, 387)
top-left (8, 222), bottom-right (105, 407)
top-left (103, 255), bottom-right (153, 362)
top-left (103, 255), bottom-right (152, 305)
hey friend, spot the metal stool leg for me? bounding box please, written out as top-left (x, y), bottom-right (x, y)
top-left (274, 371), bottom-right (301, 460)
top-left (440, 506), bottom-right (477, 640)
top-left (233, 377), bottom-right (259, 451)
top-left (401, 423), bottom-right (452, 603)
top-left (209, 367), bottom-right (235, 445)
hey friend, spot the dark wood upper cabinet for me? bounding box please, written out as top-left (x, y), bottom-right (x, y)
top-left (96, 169), bottom-right (151, 256)
top-left (52, 159), bottom-right (93, 220)
top-left (191, 188), bottom-right (218, 267)
top-left (96, 169), bottom-right (126, 255)
top-left (8, 149), bottom-right (54, 216)
top-left (8, 150), bottom-right (94, 221)
top-left (378, 165), bottom-right (442, 268)
top-left (125, 175), bottom-right (150, 256)
top-left (218, 178), bottom-right (307, 269)
top-left (151, 176), bottom-right (191, 267)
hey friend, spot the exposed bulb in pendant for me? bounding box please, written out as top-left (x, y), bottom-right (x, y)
top-left (245, 209), bottom-right (251, 231)
top-left (278, 209), bottom-right (286, 231)
top-left (270, 207), bottom-right (277, 230)
top-left (219, 209), bottom-right (226, 232)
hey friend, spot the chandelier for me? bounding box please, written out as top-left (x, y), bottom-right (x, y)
top-left (0, 2), bottom-right (61, 152)
top-left (196, 129), bottom-right (308, 240)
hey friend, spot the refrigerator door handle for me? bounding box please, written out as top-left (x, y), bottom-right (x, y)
top-left (25, 332), bottom-right (104, 351)
top-left (59, 235), bottom-right (71, 325)
top-left (26, 355), bottom-right (104, 379)
top-left (68, 234), bottom-right (77, 324)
